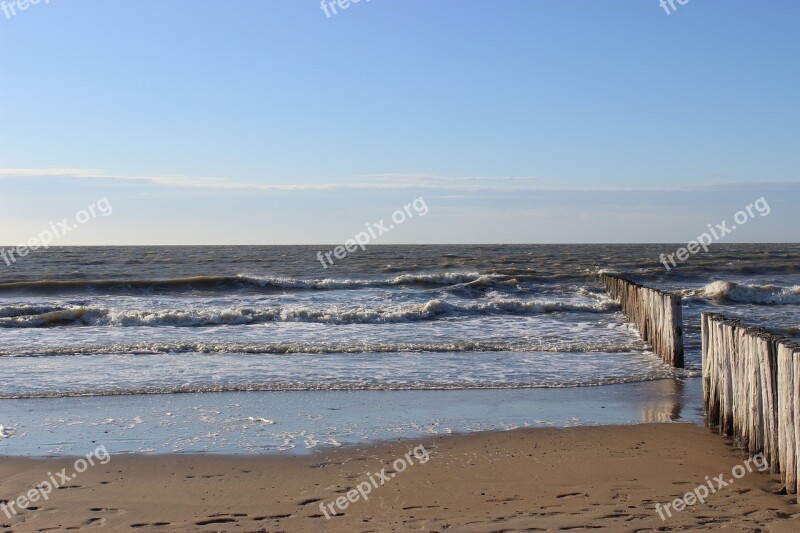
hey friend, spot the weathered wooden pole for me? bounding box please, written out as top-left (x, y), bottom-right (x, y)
top-left (600, 273), bottom-right (683, 368)
top-left (702, 313), bottom-right (800, 494)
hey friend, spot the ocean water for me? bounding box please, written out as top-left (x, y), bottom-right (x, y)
top-left (1, 244), bottom-right (798, 454)
top-left (1, 244), bottom-right (799, 398)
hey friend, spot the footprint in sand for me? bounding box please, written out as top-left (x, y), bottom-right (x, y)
top-left (556, 492), bottom-right (586, 499)
top-left (253, 513), bottom-right (292, 520)
top-left (195, 517), bottom-right (237, 526)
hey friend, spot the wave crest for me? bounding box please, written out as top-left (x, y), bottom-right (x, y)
top-left (0, 339), bottom-right (647, 357)
top-left (689, 280), bottom-right (800, 305)
top-left (0, 297), bottom-right (616, 328)
top-left (0, 272), bottom-right (509, 295)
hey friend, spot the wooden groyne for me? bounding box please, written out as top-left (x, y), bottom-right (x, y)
top-left (702, 313), bottom-right (800, 491)
top-left (600, 273), bottom-right (684, 368)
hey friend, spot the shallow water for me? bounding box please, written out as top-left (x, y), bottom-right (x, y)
top-left (0, 244), bottom-right (798, 398)
top-left (0, 379), bottom-right (703, 456)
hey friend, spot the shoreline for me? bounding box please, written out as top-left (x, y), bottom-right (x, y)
top-left (2, 423), bottom-right (798, 531)
top-left (1, 378), bottom-right (703, 457)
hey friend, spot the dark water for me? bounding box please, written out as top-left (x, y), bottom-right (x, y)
top-left (0, 244), bottom-right (798, 399)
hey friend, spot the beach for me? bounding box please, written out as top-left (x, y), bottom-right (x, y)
top-left (2, 244), bottom-right (800, 530)
top-left (2, 424), bottom-right (798, 532)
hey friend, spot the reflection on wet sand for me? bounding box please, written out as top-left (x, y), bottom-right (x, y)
top-left (641, 378), bottom-right (685, 422)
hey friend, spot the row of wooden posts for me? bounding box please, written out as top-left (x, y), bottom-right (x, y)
top-left (599, 274), bottom-right (800, 493)
top-left (600, 273), bottom-right (684, 368)
top-left (702, 313), bottom-right (800, 493)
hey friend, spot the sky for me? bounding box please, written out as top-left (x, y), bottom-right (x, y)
top-left (0, 0), bottom-right (798, 245)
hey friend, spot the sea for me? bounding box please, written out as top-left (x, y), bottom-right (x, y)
top-left (1, 244), bottom-right (798, 454)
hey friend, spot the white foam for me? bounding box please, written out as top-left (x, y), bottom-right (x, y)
top-left (0, 296), bottom-right (617, 329)
top-left (694, 280), bottom-right (800, 305)
top-left (0, 424), bottom-right (15, 439)
top-left (239, 271), bottom-right (489, 290)
top-left (246, 417), bottom-right (275, 425)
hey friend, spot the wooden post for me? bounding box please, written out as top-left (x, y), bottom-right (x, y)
top-left (778, 342), bottom-right (797, 492)
top-left (702, 314), bottom-right (800, 495)
top-left (599, 273), bottom-right (684, 368)
top-left (794, 349), bottom-right (800, 496)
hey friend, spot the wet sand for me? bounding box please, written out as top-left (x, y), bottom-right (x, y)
top-left (1, 423), bottom-right (798, 532)
top-left (0, 379), bottom-right (703, 456)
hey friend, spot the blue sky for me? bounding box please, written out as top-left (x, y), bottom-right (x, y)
top-left (0, 0), bottom-right (798, 244)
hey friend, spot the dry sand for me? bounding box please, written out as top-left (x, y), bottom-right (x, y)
top-left (1, 423), bottom-right (798, 532)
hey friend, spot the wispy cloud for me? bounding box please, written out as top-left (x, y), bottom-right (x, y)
top-left (0, 168), bottom-right (107, 177)
top-left (0, 168), bottom-right (797, 193)
top-left (0, 168), bottom-right (234, 189)
top-left (354, 173), bottom-right (544, 184)
top-left (0, 168), bottom-right (545, 191)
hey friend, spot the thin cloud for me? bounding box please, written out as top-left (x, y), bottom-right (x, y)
top-left (355, 173), bottom-right (544, 183)
top-left (0, 168), bottom-right (555, 191)
top-left (0, 168), bottom-right (109, 177)
top-left (0, 168), bottom-right (797, 193)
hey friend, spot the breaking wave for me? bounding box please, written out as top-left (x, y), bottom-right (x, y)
top-left (0, 373), bottom-right (701, 400)
top-left (0, 297), bottom-right (617, 328)
top-left (0, 339), bottom-right (646, 357)
top-left (687, 280), bottom-right (800, 305)
top-left (0, 272), bottom-right (511, 295)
